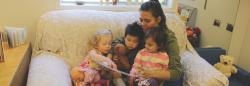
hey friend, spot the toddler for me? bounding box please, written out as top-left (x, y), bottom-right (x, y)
top-left (129, 26), bottom-right (169, 86)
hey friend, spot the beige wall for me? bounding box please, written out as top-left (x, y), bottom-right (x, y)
top-left (0, 0), bottom-right (179, 45)
top-left (179, 0), bottom-right (239, 51)
top-left (228, 0), bottom-right (250, 72)
top-left (0, 0), bottom-right (59, 44)
top-left (238, 21), bottom-right (250, 72)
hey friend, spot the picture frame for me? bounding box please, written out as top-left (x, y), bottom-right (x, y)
top-left (0, 32), bottom-right (4, 62)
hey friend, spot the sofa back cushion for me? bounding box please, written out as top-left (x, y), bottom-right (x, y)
top-left (33, 10), bottom-right (187, 67)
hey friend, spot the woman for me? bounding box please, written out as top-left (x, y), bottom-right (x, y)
top-left (134, 0), bottom-right (183, 85)
top-left (114, 0), bottom-right (183, 85)
top-left (138, 0), bottom-right (183, 80)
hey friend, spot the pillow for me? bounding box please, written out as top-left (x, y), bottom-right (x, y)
top-left (27, 53), bottom-right (72, 86)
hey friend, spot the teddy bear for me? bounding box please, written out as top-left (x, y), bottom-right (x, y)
top-left (112, 44), bottom-right (130, 72)
top-left (71, 67), bottom-right (85, 86)
top-left (71, 67), bottom-right (102, 86)
top-left (214, 55), bottom-right (237, 78)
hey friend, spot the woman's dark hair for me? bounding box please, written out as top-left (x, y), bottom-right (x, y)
top-left (125, 22), bottom-right (145, 46)
top-left (145, 26), bottom-right (167, 52)
top-left (140, 0), bottom-right (168, 29)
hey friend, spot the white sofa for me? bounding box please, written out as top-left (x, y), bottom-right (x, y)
top-left (27, 10), bottom-right (228, 86)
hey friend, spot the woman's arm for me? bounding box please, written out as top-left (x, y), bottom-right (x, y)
top-left (165, 29), bottom-right (183, 80)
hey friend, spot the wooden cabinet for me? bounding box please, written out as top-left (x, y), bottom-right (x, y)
top-left (0, 43), bottom-right (32, 86)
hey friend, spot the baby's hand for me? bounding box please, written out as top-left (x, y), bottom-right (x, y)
top-left (111, 62), bottom-right (117, 69)
top-left (107, 54), bottom-right (113, 59)
top-left (102, 60), bottom-right (117, 69)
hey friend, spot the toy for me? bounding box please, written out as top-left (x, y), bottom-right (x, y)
top-left (186, 27), bottom-right (201, 38)
top-left (71, 67), bottom-right (102, 86)
top-left (112, 44), bottom-right (130, 71)
top-left (214, 55), bottom-right (237, 77)
top-left (186, 27), bottom-right (193, 37)
top-left (71, 67), bottom-right (85, 86)
top-left (186, 27), bottom-right (201, 47)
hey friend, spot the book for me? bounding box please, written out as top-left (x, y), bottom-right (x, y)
top-left (4, 26), bottom-right (27, 48)
top-left (0, 32), bottom-right (4, 62)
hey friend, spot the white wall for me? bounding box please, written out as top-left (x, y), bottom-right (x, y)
top-left (228, 0), bottom-right (250, 72)
top-left (0, 0), bottom-right (59, 44)
top-left (179, 0), bottom-right (239, 51)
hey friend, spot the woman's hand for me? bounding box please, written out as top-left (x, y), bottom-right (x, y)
top-left (141, 69), bottom-right (171, 80)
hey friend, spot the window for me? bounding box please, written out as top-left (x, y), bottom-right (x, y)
top-left (61, 0), bottom-right (168, 6)
top-left (59, 0), bottom-right (175, 11)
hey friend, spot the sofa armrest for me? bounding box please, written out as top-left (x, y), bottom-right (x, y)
top-left (195, 47), bottom-right (226, 65)
top-left (27, 53), bottom-right (72, 86)
top-left (181, 51), bottom-right (229, 86)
